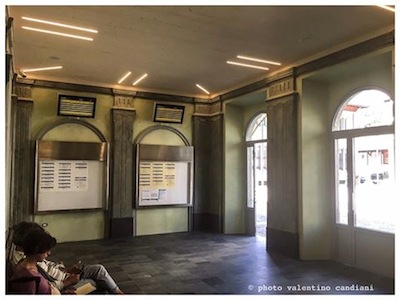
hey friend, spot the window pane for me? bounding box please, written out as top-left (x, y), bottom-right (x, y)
top-left (255, 142), bottom-right (268, 227)
top-left (246, 113), bottom-right (267, 141)
top-left (353, 134), bottom-right (395, 233)
top-left (333, 90), bottom-right (393, 131)
top-left (247, 146), bottom-right (254, 208)
top-left (335, 138), bottom-right (348, 224)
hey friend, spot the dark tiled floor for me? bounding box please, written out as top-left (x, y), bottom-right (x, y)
top-left (50, 231), bottom-right (394, 295)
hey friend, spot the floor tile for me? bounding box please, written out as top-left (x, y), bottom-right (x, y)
top-left (49, 231), bottom-right (394, 295)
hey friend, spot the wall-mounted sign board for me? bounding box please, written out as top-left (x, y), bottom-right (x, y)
top-left (138, 161), bottom-right (189, 206)
top-left (153, 103), bottom-right (185, 123)
top-left (35, 141), bottom-right (108, 213)
top-left (58, 94), bottom-right (96, 118)
top-left (136, 144), bottom-right (193, 208)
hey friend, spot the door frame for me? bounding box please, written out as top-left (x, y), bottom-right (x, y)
top-left (333, 125), bottom-right (394, 266)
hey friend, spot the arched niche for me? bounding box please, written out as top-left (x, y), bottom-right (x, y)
top-left (135, 124), bottom-right (190, 146)
top-left (35, 118), bottom-right (107, 142)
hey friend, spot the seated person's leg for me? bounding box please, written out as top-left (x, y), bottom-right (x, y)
top-left (81, 264), bottom-right (123, 294)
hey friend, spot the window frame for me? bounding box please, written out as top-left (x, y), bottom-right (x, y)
top-left (332, 87), bottom-right (395, 234)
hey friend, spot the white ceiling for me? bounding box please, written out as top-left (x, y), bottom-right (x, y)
top-left (8, 5), bottom-right (394, 99)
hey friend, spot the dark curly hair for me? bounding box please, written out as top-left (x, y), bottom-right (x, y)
top-left (12, 222), bottom-right (44, 247)
top-left (21, 228), bottom-right (57, 256)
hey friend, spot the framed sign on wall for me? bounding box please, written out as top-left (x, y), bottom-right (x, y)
top-left (34, 141), bottom-right (109, 213)
top-left (58, 94), bottom-right (97, 118)
top-left (153, 103), bottom-right (185, 124)
top-left (135, 144), bottom-right (193, 208)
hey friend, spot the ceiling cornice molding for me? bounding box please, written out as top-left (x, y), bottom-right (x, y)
top-left (220, 78), bottom-right (268, 102)
top-left (135, 91), bottom-right (195, 104)
top-left (112, 89), bottom-right (137, 97)
top-left (26, 79), bottom-right (113, 95)
top-left (294, 30), bottom-right (394, 77)
top-left (20, 78), bottom-right (196, 104)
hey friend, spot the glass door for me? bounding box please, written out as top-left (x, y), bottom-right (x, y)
top-left (353, 134), bottom-right (395, 233)
top-left (255, 142), bottom-right (267, 237)
top-left (245, 145), bottom-right (256, 236)
top-left (245, 142), bottom-right (268, 236)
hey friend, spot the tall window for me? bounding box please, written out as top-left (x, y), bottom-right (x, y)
top-left (333, 89), bottom-right (394, 234)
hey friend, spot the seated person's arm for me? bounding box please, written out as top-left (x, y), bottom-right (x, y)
top-left (43, 259), bottom-right (81, 275)
top-left (63, 274), bottom-right (80, 287)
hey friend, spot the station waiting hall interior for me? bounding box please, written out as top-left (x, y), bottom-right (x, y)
top-left (4, 5), bottom-right (397, 295)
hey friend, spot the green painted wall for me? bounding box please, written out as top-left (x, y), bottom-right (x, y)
top-left (34, 211), bottom-right (105, 242)
top-left (136, 207), bottom-right (188, 236)
top-left (223, 104), bottom-right (245, 234)
top-left (31, 88), bottom-right (112, 141)
top-left (298, 79), bottom-right (331, 260)
top-left (133, 98), bottom-right (193, 145)
top-left (29, 87), bottom-right (195, 241)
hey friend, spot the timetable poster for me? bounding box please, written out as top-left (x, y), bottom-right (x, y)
top-left (39, 160), bottom-right (89, 192)
top-left (139, 161), bottom-right (176, 201)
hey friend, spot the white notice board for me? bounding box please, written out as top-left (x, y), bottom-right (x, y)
top-left (36, 160), bottom-right (105, 211)
top-left (138, 161), bottom-right (190, 206)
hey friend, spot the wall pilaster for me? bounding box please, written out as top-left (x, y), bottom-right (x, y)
top-left (11, 83), bottom-right (34, 224)
top-left (110, 94), bottom-right (136, 238)
top-left (266, 77), bottom-right (299, 259)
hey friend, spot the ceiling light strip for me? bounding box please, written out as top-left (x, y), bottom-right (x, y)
top-left (22, 66), bottom-right (63, 72)
top-left (226, 61), bottom-right (269, 71)
top-left (196, 84), bottom-right (210, 95)
top-left (133, 73), bottom-right (148, 86)
top-left (118, 71), bottom-right (132, 84)
top-left (376, 5), bottom-right (395, 12)
top-left (22, 16), bottom-right (98, 33)
top-left (22, 26), bottom-right (93, 41)
top-left (237, 55), bottom-right (281, 66)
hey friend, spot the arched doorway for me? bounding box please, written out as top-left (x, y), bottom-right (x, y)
top-left (332, 88), bottom-right (395, 271)
top-left (245, 112), bottom-right (267, 237)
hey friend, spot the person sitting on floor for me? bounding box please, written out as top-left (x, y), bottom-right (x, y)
top-left (10, 228), bottom-right (61, 294)
top-left (10, 221), bottom-right (124, 294)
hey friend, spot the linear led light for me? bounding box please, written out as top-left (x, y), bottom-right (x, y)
top-left (237, 55), bottom-right (281, 66)
top-left (133, 73), bottom-right (148, 86)
top-left (22, 16), bottom-right (98, 33)
top-left (22, 26), bottom-right (93, 41)
top-left (226, 61), bottom-right (269, 71)
top-left (22, 66), bottom-right (63, 72)
top-left (196, 84), bottom-right (210, 95)
top-left (118, 71), bottom-right (132, 84)
top-left (376, 5), bottom-right (395, 12)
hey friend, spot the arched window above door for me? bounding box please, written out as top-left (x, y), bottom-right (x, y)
top-left (333, 89), bottom-right (393, 131)
top-left (246, 112), bottom-right (267, 141)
